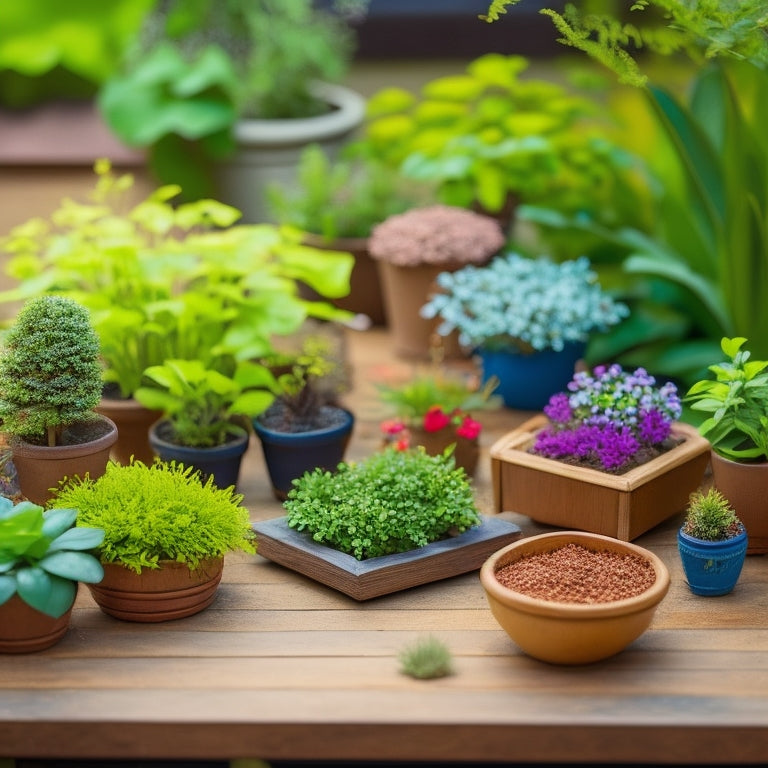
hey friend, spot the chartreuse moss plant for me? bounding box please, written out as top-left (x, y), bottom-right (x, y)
top-left (51, 460), bottom-right (255, 573)
top-left (399, 635), bottom-right (454, 680)
top-left (284, 447), bottom-right (481, 560)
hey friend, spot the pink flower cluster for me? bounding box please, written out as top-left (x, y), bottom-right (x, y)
top-left (381, 405), bottom-right (482, 451)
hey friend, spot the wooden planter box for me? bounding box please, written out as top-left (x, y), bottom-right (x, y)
top-left (489, 415), bottom-right (711, 541)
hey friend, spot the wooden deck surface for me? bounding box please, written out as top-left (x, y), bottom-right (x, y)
top-left (2, 327), bottom-right (767, 766)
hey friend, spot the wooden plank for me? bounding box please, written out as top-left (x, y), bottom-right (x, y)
top-left (253, 515), bottom-right (522, 600)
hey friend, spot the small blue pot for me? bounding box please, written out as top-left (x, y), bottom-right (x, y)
top-left (477, 342), bottom-right (587, 411)
top-left (254, 408), bottom-right (354, 500)
top-left (677, 527), bottom-right (748, 596)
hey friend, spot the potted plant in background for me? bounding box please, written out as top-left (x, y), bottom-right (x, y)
top-left (368, 204), bottom-right (506, 360)
top-left (51, 459), bottom-right (255, 622)
top-left (0, 161), bottom-right (354, 465)
top-left (267, 143), bottom-right (419, 326)
top-left (0, 498), bottom-right (105, 653)
top-left (378, 371), bottom-right (502, 476)
top-left (421, 252), bottom-right (629, 410)
top-left (0, 295), bottom-right (118, 505)
top-left (479, 530), bottom-right (670, 665)
top-left (134, 359), bottom-right (276, 490)
top-left (253, 335), bottom-right (355, 501)
top-left (254, 445), bottom-right (522, 600)
top-left (98, 0), bottom-right (368, 220)
top-left (678, 487), bottom-right (747, 597)
top-left (685, 336), bottom-right (768, 554)
top-left (490, 362), bottom-right (711, 540)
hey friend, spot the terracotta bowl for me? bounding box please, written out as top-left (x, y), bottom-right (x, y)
top-left (479, 531), bottom-right (670, 665)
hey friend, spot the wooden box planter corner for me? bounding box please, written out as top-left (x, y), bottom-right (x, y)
top-left (489, 415), bottom-right (711, 541)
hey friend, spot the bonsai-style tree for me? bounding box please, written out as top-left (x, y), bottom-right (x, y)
top-left (0, 296), bottom-right (103, 447)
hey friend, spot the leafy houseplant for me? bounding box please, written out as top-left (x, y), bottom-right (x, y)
top-left (0, 295), bottom-right (118, 505)
top-left (98, 0), bottom-right (367, 210)
top-left (51, 459), bottom-right (255, 622)
top-left (0, 498), bottom-right (104, 653)
top-left (684, 336), bottom-right (768, 554)
top-left (678, 488), bottom-right (747, 597)
top-left (361, 52), bottom-right (633, 220)
top-left (284, 447), bottom-right (481, 561)
top-left (421, 252), bottom-right (629, 409)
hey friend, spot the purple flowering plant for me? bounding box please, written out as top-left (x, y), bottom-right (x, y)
top-left (532, 364), bottom-right (682, 473)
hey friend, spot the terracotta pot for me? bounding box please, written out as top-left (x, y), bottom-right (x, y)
top-left (376, 260), bottom-right (466, 361)
top-left (408, 427), bottom-right (480, 477)
top-left (11, 414), bottom-right (118, 506)
top-left (96, 396), bottom-right (162, 465)
top-left (301, 234), bottom-right (387, 326)
top-left (88, 558), bottom-right (224, 623)
top-left (490, 416), bottom-right (711, 541)
top-left (480, 531), bottom-right (670, 665)
top-left (0, 595), bottom-right (72, 654)
top-left (710, 452), bottom-right (768, 555)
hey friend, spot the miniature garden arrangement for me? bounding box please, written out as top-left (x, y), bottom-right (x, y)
top-left (490, 363), bottom-right (710, 540)
top-left (253, 446), bottom-right (521, 600)
top-left (421, 253), bottom-right (629, 410)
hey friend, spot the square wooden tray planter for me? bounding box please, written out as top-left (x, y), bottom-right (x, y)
top-left (489, 415), bottom-right (711, 541)
top-left (253, 515), bottom-right (522, 600)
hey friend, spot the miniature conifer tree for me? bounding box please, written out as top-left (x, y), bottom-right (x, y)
top-left (0, 295), bottom-right (103, 446)
top-left (682, 488), bottom-right (743, 542)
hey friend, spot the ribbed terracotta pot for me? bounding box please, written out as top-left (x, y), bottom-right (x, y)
top-left (96, 396), bottom-right (161, 465)
top-left (710, 452), bottom-right (768, 555)
top-left (11, 414), bottom-right (118, 505)
top-left (88, 558), bottom-right (224, 623)
top-left (0, 596), bottom-right (72, 654)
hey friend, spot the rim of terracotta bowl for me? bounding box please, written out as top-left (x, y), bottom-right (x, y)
top-left (480, 530), bottom-right (670, 619)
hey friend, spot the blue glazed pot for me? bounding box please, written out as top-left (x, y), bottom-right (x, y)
top-left (477, 342), bottom-right (587, 411)
top-left (677, 527), bottom-right (748, 596)
top-left (253, 408), bottom-right (354, 500)
top-left (148, 420), bottom-right (250, 491)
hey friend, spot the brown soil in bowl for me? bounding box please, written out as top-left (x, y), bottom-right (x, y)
top-left (495, 543), bottom-right (656, 604)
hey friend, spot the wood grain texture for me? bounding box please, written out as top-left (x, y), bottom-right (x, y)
top-left (1, 328), bottom-right (767, 765)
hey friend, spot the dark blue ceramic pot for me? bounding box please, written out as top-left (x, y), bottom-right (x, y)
top-left (677, 527), bottom-right (748, 596)
top-left (476, 342), bottom-right (587, 411)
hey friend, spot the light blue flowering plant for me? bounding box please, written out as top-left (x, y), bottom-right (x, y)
top-left (421, 253), bottom-right (628, 353)
top-left (532, 364), bottom-right (683, 473)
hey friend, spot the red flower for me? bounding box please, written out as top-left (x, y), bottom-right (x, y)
top-left (456, 415), bottom-right (482, 440)
top-left (423, 406), bottom-right (451, 433)
top-left (381, 419), bottom-right (406, 436)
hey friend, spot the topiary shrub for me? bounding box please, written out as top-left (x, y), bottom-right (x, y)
top-left (0, 295), bottom-right (103, 446)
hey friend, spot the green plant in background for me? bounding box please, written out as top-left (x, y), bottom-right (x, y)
top-left (482, 2), bottom-right (768, 386)
top-left (0, 499), bottom-right (104, 619)
top-left (685, 337), bottom-right (768, 462)
top-left (0, 296), bottom-right (103, 447)
top-left (682, 488), bottom-right (743, 542)
top-left (361, 52), bottom-right (636, 217)
top-left (134, 359), bottom-right (276, 448)
top-left (399, 636), bottom-right (454, 680)
top-left (0, 0), bottom-right (153, 108)
top-left (52, 459), bottom-right (255, 573)
top-left (98, 0), bottom-right (364, 198)
top-left (284, 447), bottom-right (481, 561)
top-left (0, 161), bottom-right (354, 401)
top-left (267, 143), bottom-right (418, 241)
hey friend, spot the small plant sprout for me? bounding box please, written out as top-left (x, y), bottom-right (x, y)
top-left (399, 636), bottom-right (454, 680)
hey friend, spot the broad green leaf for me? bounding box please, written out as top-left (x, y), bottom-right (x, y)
top-left (39, 551), bottom-right (104, 584)
top-left (41, 507), bottom-right (77, 539)
top-left (0, 574), bottom-right (16, 605)
top-left (47, 526), bottom-right (105, 552)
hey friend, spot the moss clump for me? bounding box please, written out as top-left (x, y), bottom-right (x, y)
top-left (399, 636), bottom-right (454, 680)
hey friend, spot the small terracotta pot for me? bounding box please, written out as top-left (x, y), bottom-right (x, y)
top-left (11, 414), bottom-right (118, 506)
top-left (88, 558), bottom-right (224, 623)
top-left (480, 531), bottom-right (670, 665)
top-left (0, 596), bottom-right (72, 654)
top-left (96, 396), bottom-right (162, 465)
top-left (408, 427), bottom-right (480, 476)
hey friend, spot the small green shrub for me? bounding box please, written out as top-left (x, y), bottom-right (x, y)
top-left (399, 636), bottom-right (454, 680)
top-left (284, 447), bottom-right (481, 560)
top-left (0, 295), bottom-right (103, 446)
top-left (52, 460), bottom-right (255, 573)
top-left (682, 488), bottom-right (743, 542)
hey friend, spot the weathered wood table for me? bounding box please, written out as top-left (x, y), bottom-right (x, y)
top-left (2, 329), bottom-right (767, 765)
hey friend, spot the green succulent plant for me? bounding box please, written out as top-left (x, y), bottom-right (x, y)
top-left (0, 295), bottom-right (103, 446)
top-left (52, 459), bottom-right (256, 574)
top-left (0, 498), bottom-right (104, 618)
top-left (682, 488), bottom-right (743, 542)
